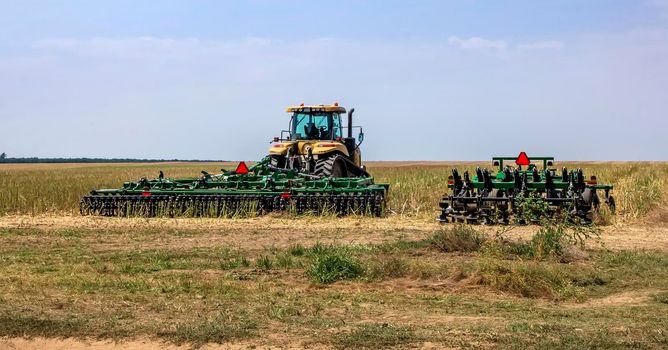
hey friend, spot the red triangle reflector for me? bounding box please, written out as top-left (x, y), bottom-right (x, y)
top-left (235, 161), bottom-right (249, 175)
top-left (515, 152), bottom-right (530, 166)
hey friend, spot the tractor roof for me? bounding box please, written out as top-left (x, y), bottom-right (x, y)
top-left (286, 105), bottom-right (346, 113)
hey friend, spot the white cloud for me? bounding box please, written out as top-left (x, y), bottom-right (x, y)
top-left (517, 40), bottom-right (565, 50)
top-left (448, 36), bottom-right (564, 52)
top-left (447, 36), bottom-right (508, 51)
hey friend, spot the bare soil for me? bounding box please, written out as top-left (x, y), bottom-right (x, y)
top-left (0, 337), bottom-right (313, 350)
top-left (0, 214), bottom-right (665, 252)
top-left (1, 213), bottom-right (666, 349)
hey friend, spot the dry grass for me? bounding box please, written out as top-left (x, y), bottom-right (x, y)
top-left (1, 161), bottom-right (666, 221)
top-left (0, 223), bottom-right (666, 348)
top-left (0, 162), bottom-right (236, 215)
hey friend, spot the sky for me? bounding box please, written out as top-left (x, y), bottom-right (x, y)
top-left (1, 0), bottom-right (667, 161)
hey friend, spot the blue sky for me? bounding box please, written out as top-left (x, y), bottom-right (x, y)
top-left (1, 0), bottom-right (667, 160)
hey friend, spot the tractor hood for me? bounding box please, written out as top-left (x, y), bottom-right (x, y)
top-left (268, 140), bottom-right (349, 157)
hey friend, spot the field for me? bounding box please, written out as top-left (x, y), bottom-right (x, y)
top-left (0, 161), bottom-right (667, 349)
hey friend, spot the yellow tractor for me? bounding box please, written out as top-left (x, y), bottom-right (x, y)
top-left (268, 103), bottom-right (369, 178)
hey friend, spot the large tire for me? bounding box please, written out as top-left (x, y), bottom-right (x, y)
top-left (314, 155), bottom-right (348, 178)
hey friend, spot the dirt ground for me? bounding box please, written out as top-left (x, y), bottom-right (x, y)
top-left (0, 337), bottom-right (454, 350)
top-left (0, 213), bottom-right (666, 349)
top-left (0, 337), bottom-right (310, 350)
top-left (0, 214), bottom-right (665, 252)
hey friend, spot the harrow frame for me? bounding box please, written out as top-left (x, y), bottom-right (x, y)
top-left (81, 157), bottom-right (388, 217)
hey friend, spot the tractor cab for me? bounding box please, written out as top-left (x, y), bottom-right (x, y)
top-left (268, 103), bottom-right (368, 177)
top-left (289, 106), bottom-right (343, 141)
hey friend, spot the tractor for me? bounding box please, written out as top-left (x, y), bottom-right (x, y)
top-left (268, 104), bottom-right (368, 178)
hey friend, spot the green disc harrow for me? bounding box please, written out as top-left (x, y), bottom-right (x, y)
top-left (438, 155), bottom-right (615, 224)
top-left (80, 157), bottom-right (388, 217)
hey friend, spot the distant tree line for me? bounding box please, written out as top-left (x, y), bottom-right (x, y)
top-left (0, 154), bottom-right (225, 163)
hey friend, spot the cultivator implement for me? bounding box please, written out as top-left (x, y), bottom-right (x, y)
top-left (81, 158), bottom-right (388, 217)
top-left (438, 153), bottom-right (615, 224)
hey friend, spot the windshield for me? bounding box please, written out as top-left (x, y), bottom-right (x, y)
top-left (291, 112), bottom-right (341, 140)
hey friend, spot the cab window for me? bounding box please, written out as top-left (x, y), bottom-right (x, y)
top-left (292, 112), bottom-right (340, 140)
top-left (331, 113), bottom-right (342, 138)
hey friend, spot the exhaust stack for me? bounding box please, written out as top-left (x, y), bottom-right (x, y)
top-left (347, 108), bottom-right (355, 138)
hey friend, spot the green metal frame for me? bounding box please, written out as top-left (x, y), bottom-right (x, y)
top-left (448, 157), bottom-right (613, 192)
top-left (90, 157), bottom-right (389, 197)
top-left (492, 156), bottom-right (554, 172)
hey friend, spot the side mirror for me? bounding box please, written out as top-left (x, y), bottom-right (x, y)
top-left (272, 136), bottom-right (279, 142)
top-left (358, 132), bottom-right (364, 142)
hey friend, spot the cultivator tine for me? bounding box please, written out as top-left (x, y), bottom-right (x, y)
top-left (81, 191), bottom-right (386, 218)
top-left (513, 169), bottom-right (522, 191)
top-left (476, 168), bottom-right (484, 187)
top-left (521, 172), bottom-right (528, 192)
top-left (503, 167), bottom-right (512, 182)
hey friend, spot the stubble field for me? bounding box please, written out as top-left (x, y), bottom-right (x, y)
top-left (0, 161), bottom-right (667, 349)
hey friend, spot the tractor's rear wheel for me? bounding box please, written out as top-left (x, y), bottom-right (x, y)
top-left (315, 155), bottom-right (348, 178)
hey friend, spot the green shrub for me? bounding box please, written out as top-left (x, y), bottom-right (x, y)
top-left (275, 253), bottom-right (297, 269)
top-left (532, 222), bottom-right (598, 259)
top-left (431, 225), bottom-right (485, 253)
top-left (530, 226), bottom-right (564, 259)
top-left (513, 192), bottom-right (553, 223)
top-left (309, 242), bottom-right (331, 255)
top-left (287, 244), bottom-right (306, 256)
top-left (220, 255), bottom-right (250, 269)
top-left (255, 256), bottom-right (273, 270)
top-left (308, 251), bottom-right (363, 284)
